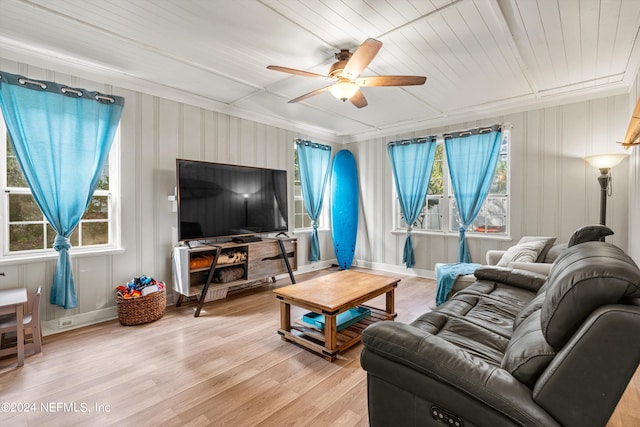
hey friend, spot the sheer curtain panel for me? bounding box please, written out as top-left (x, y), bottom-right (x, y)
top-left (0, 71), bottom-right (124, 309)
top-left (296, 140), bottom-right (332, 261)
top-left (388, 137), bottom-right (437, 268)
top-left (445, 126), bottom-right (501, 263)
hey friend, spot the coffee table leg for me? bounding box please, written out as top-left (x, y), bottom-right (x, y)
top-left (386, 288), bottom-right (395, 316)
top-left (325, 314), bottom-right (337, 355)
top-left (280, 301), bottom-right (291, 332)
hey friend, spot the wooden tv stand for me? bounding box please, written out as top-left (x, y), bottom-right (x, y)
top-left (172, 237), bottom-right (297, 317)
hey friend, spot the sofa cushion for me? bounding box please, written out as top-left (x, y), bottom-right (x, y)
top-left (517, 236), bottom-right (557, 262)
top-left (435, 292), bottom-right (523, 338)
top-left (473, 266), bottom-right (548, 293)
top-left (496, 240), bottom-right (548, 267)
top-left (411, 311), bottom-right (509, 366)
top-left (502, 310), bottom-right (556, 388)
top-left (541, 242), bottom-right (640, 349)
top-left (544, 243), bottom-right (567, 263)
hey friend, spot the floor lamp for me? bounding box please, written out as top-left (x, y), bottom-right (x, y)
top-left (583, 153), bottom-right (629, 225)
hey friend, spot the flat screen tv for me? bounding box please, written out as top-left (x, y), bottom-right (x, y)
top-left (176, 159), bottom-right (288, 241)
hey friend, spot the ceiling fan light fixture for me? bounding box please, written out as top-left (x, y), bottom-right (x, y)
top-left (329, 81), bottom-right (359, 101)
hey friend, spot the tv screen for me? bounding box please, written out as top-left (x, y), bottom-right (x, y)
top-left (176, 159), bottom-right (288, 241)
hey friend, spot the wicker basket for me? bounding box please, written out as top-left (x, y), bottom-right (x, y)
top-left (116, 288), bottom-right (166, 326)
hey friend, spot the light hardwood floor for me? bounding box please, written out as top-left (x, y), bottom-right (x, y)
top-left (0, 267), bottom-right (638, 426)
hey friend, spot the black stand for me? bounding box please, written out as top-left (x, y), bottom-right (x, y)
top-left (273, 237), bottom-right (296, 285)
top-left (194, 245), bottom-right (223, 317)
top-left (597, 168), bottom-right (610, 226)
top-left (191, 238), bottom-right (295, 317)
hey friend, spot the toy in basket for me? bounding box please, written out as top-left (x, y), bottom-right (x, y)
top-left (115, 276), bottom-right (166, 326)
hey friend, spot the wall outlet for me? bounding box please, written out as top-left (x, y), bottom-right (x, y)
top-left (58, 318), bottom-right (73, 328)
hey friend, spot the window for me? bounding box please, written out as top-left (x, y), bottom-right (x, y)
top-left (293, 146), bottom-right (314, 229)
top-left (1, 113), bottom-right (119, 256)
top-left (396, 130), bottom-right (510, 236)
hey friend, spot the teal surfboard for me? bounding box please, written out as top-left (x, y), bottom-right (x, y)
top-left (331, 149), bottom-right (358, 269)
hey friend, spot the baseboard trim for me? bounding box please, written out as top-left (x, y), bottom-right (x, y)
top-left (42, 260), bottom-right (434, 336)
top-left (42, 307), bottom-right (118, 337)
top-left (354, 259), bottom-right (436, 280)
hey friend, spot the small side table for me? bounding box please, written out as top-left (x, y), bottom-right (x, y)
top-left (0, 288), bottom-right (28, 367)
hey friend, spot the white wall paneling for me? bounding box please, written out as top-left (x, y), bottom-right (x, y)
top-left (349, 94), bottom-right (632, 272)
top-left (0, 58), bottom-right (334, 332)
top-left (0, 55), bottom-right (636, 332)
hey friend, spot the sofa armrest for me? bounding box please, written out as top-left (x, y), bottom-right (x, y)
top-left (473, 266), bottom-right (547, 292)
top-left (507, 261), bottom-right (552, 276)
top-left (486, 250), bottom-right (505, 265)
top-left (361, 321), bottom-right (559, 426)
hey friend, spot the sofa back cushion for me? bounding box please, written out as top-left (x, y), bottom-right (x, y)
top-left (501, 310), bottom-right (555, 388)
top-left (496, 239), bottom-right (548, 267)
top-left (541, 242), bottom-right (640, 349)
top-left (517, 236), bottom-right (557, 262)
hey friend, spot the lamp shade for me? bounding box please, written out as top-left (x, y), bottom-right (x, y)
top-left (329, 81), bottom-right (359, 101)
top-left (583, 153), bottom-right (629, 170)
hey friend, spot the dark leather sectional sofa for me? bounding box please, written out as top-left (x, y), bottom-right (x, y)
top-left (361, 241), bottom-right (640, 426)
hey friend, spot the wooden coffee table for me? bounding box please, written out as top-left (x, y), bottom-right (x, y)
top-left (274, 270), bottom-right (399, 361)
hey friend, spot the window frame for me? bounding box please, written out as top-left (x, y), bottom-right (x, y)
top-left (393, 129), bottom-right (511, 240)
top-left (0, 111), bottom-right (123, 263)
top-left (293, 143), bottom-right (330, 232)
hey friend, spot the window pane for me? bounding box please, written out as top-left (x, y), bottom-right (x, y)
top-left (46, 224), bottom-right (79, 248)
top-left (9, 224), bottom-right (44, 251)
top-left (81, 222), bottom-right (109, 245)
top-left (83, 195), bottom-right (109, 220)
top-left (6, 138), bottom-right (28, 188)
top-left (96, 162), bottom-right (109, 191)
top-left (428, 144), bottom-right (444, 196)
top-left (425, 198), bottom-right (442, 230)
top-left (449, 199), bottom-right (461, 232)
top-left (489, 155), bottom-right (508, 194)
top-left (9, 194), bottom-right (42, 222)
top-left (473, 197), bottom-right (507, 233)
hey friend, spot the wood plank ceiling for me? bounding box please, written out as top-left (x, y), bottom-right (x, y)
top-left (0, 0), bottom-right (639, 142)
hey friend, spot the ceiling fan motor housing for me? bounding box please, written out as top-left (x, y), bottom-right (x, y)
top-left (329, 56), bottom-right (349, 79)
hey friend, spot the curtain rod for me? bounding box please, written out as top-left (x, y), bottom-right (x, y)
top-left (443, 124), bottom-right (502, 139)
top-left (387, 136), bottom-right (437, 147)
top-left (295, 139), bottom-right (331, 150)
top-left (388, 123), bottom-right (509, 146)
top-left (0, 71), bottom-right (122, 105)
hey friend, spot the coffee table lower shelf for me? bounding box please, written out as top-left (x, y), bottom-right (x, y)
top-left (277, 306), bottom-right (395, 361)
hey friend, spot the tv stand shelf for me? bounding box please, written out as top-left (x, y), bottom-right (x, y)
top-left (172, 237), bottom-right (297, 317)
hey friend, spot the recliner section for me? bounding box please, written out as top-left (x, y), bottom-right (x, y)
top-left (361, 241), bottom-right (640, 427)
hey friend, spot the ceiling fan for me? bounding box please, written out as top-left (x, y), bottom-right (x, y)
top-left (267, 38), bottom-right (426, 108)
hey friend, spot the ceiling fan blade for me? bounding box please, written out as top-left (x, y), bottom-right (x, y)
top-left (288, 85), bottom-right (332, 103)
top-left (342, 38), bottom-right (383, 80)
top-left (356, 75), bottom-right (427, 87)
top-left (267, 65), bottom-right (332, 81)
top-left (350, 90), bottom-right (368, 108)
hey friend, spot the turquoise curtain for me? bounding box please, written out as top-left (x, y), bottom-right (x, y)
top-left (0, 71), bottom-right (124, 309)
top-left (388, 137), bottom-right (437, 268)
top-left (296, 140), bottom-right (332, 261)
top-left (445, 127), bottom-right (501, 263)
